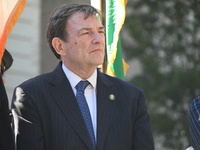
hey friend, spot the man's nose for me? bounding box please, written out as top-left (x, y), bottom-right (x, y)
top-left (92, 32), bottom-right (105, 44)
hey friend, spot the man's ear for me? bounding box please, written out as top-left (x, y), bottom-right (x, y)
top-left (52, 37), bottom-right (66, 56)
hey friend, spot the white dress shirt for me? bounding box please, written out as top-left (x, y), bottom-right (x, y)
top-left (62, 64), bottom-right (97, 139)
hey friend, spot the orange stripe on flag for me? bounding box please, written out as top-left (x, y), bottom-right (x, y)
top-left (0, 0), bottom-right (27, 63)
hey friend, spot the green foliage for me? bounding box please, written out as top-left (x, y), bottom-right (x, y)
top-left (122, 0), bottom-right (200, 149)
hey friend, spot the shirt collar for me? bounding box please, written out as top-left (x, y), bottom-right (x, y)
top-left (62, 63), bottom-right (97, 89)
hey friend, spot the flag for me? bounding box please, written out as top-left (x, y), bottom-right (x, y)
top-left (104, 0), bottom-right (129, 80)
top-left (0, 0), bottom-right (27, 63)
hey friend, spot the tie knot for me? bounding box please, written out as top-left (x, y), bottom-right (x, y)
top-left (76, 80), bottom-right (90, 92)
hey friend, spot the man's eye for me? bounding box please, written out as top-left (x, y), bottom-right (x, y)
top-left (83, 32), bottom-right (89, 35)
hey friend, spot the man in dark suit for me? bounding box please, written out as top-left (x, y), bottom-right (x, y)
top-left (11, 4), bottom-right (154, 150)
top-left (0, 50), bottom-right (14, 150)
top-left (189, 96), bottom-right (200, 149)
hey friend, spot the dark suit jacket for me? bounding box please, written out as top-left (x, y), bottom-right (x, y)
top-left (0, 74), bottom-right (15, 150)
top-left (12, 62), bottom-right (154, 150)
top-left (189, 96), bottom-right (200, 149)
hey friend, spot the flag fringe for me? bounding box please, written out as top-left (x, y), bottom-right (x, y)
top-left (107, 59), bottom-right (129, 78)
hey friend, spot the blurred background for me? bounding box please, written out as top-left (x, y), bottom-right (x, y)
top-left (4, 0), bottom-right (200, 149)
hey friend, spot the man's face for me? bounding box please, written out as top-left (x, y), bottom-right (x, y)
top-left (61, 12), bottom-right (105, 71)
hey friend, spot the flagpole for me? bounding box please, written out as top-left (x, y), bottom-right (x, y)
top-left (100, 0), bottom-right (107, 74)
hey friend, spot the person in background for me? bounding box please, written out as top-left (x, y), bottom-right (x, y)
top-left (0, 49), bottom-right (14, 150)
top-left (11, 4), bottom-right (154, 150)
top-left (188, 96), bottom-right (200, 150)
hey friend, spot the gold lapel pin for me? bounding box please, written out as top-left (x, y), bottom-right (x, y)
top-left (109, 94), bottom-right (115, 101)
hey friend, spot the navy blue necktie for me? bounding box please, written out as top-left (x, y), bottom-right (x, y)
top-left (76, 81), bottom-right (96, 148)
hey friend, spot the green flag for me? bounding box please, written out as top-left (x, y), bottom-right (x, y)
top-left (104, 0), bottom-right (129, 80)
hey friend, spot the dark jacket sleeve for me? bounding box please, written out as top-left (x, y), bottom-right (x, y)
top-left (0, 74), bottom-right (15, 150)
top-left (189, 96), bottom-right (200, 149)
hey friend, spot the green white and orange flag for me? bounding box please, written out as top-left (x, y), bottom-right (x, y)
top-left (104, 0), bottom-right (129, 80)
top-left (0, 0), bottom-right (27, 63)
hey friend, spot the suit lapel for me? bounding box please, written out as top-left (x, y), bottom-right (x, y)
top-left (48, 63), bottom-right (94, 150)
top-left (96, 71), bottom-right (117, 150)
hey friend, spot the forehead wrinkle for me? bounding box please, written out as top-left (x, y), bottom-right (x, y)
top-left (78, 26), bottom-right (104, 34)
top-left (80, 27), bottom-right (92, 31)
top-left (77, 27), bottom-right (92, 35)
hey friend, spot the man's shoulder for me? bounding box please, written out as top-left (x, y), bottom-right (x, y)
top-left (101, 72), bottom-right (142, 92)
top-left (190, 96), bottom-right (200, 113)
